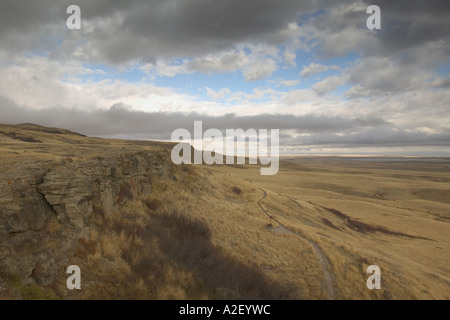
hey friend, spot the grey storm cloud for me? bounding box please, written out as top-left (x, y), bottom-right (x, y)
top-left (284, 128), bottom-right (450, 148)
top-left (0, 97), bottom-right (390, 138)
top-left (369, 0), bottom-right (450, 55)
top-left (304, 1), bottom-right (450, 97)
top-left (1, 0), bottom-right (448, 65)
top-left (310, 0), bottom-right (450, 58)
top-left (2, 98), bottom-right (449, 149)
top-left (0, 0), bottom-right (333, 64)
top-left (2, 97), bottom-right (450, 149)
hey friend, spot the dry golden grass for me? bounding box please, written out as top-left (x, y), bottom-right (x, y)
top-left (2, 124), bottom-right (448, 299)
top-left (211, 156), bottom-right (450, 299)
top-left (48, 165), bottom-right (301, 299)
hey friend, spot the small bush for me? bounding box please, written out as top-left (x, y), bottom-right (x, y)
top-left (19, 285), bottom-right (59, 300)
top-left (19, 136), bottom-right (42, 143)
top-left (76, 238), bottom-right (97, 259)
top-left (181, 165), bottom-right (191, 173)
top-left (91, 204), bottom-right (106, 226)
top-left (0, 131), bottom-right (42, 143)
top-left (42, 129), bottom-right (64, 134)
top-left (232, 186), bottom-right (242, 195)
top-left (118, 182), bottom-right (134, 203)
top-left (142, 198), bottom-right (161, 211)
top-left (3, 272), bottom-right (21, 287)
top-left (0, 271), bottom-right (58, 300)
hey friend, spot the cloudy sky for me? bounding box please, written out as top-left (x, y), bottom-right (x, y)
top-left (1, 0), bottom-right (449, 155)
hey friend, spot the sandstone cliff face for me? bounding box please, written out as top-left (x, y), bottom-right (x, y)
top-left (0, 147), bottom-right (173, 287)
top-left (38, 153), bottom-right (155, 230)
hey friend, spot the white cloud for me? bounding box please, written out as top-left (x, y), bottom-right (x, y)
top-left (300, 62), bottom-right (339, 77)
top-left (281, 89), bottom-right (318, 107)
top-left (280, 79), bottom-right (300, 87)
top-left (187, 50), bottom-right (249, 73)
top-left (205, 87), bottom-right (231, 100)
top-left (344, 55), bottom-right (435, 98)
top-left (139, 45), bottom-right (281, 81)
top-left (0, 55), bottom-right (202, 114)
top-left (155, 60), bottom-right (189, 77)
top-left (248, 43), bottom-right (280, 59)
top-left (140, 60), bottom-right (189, 77)
top-left (243, 59), bottom-right (278, 81)
top-left (312, 75), bottom-right (347, 95)
top-left (283, 50), bottom-right (297, 66)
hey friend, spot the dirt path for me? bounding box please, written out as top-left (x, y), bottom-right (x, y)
top-left (256, 189), bottom-right (336, 300)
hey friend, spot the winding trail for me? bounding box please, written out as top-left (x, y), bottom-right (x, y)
top-left (256, 189), bottom-right (336, 300)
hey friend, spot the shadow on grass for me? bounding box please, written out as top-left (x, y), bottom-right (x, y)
top-left (123, 210), bottom-right (299, 299)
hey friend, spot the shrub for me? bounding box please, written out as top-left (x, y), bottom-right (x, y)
top-left (2, 272), bottom-right (21, 287)
top-left (18, 136), bottom-right (42, 143)
top-left (0, 131), bottom-right (42, 143)
top-left (142, 198), bottom-right (161, 211)
top-left (19, 285), bottom-right (59, 300)
top-left (76, 238), bottom-right (97, 259)
top-left (0, 271), bottom-right (58, 300)
top-left (118, 182), bottom-right (134, 204)
top-left (232, 186), bottom-right (242, 195)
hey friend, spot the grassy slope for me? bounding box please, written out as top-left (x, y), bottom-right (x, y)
top-left (0, 124), bottom-right (317, 299)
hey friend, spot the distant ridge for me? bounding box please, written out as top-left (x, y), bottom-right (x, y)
top-left (15, 123), bottom-right (87, 137)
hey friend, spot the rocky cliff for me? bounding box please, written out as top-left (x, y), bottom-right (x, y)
top-left (0, 123), bottom-right (299, 301)
top-left (0, 124), bottom-right (175, 289)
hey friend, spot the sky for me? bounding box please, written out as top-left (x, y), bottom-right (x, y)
top-left (0, 0), bottom-right (449, 155)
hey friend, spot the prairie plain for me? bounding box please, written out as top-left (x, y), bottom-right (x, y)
top-left (211, 156), bottom-right (450, 299)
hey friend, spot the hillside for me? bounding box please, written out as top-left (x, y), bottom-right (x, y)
top-left (0, 124), bottom-right (449, 299)
top-left (0, 123), bottom-right (304, 299)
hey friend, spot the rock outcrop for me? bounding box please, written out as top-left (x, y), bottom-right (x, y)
top-left (37, 153), bottom-right (155, 230)
top-left (0, 125), bottom-right (174, 287)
